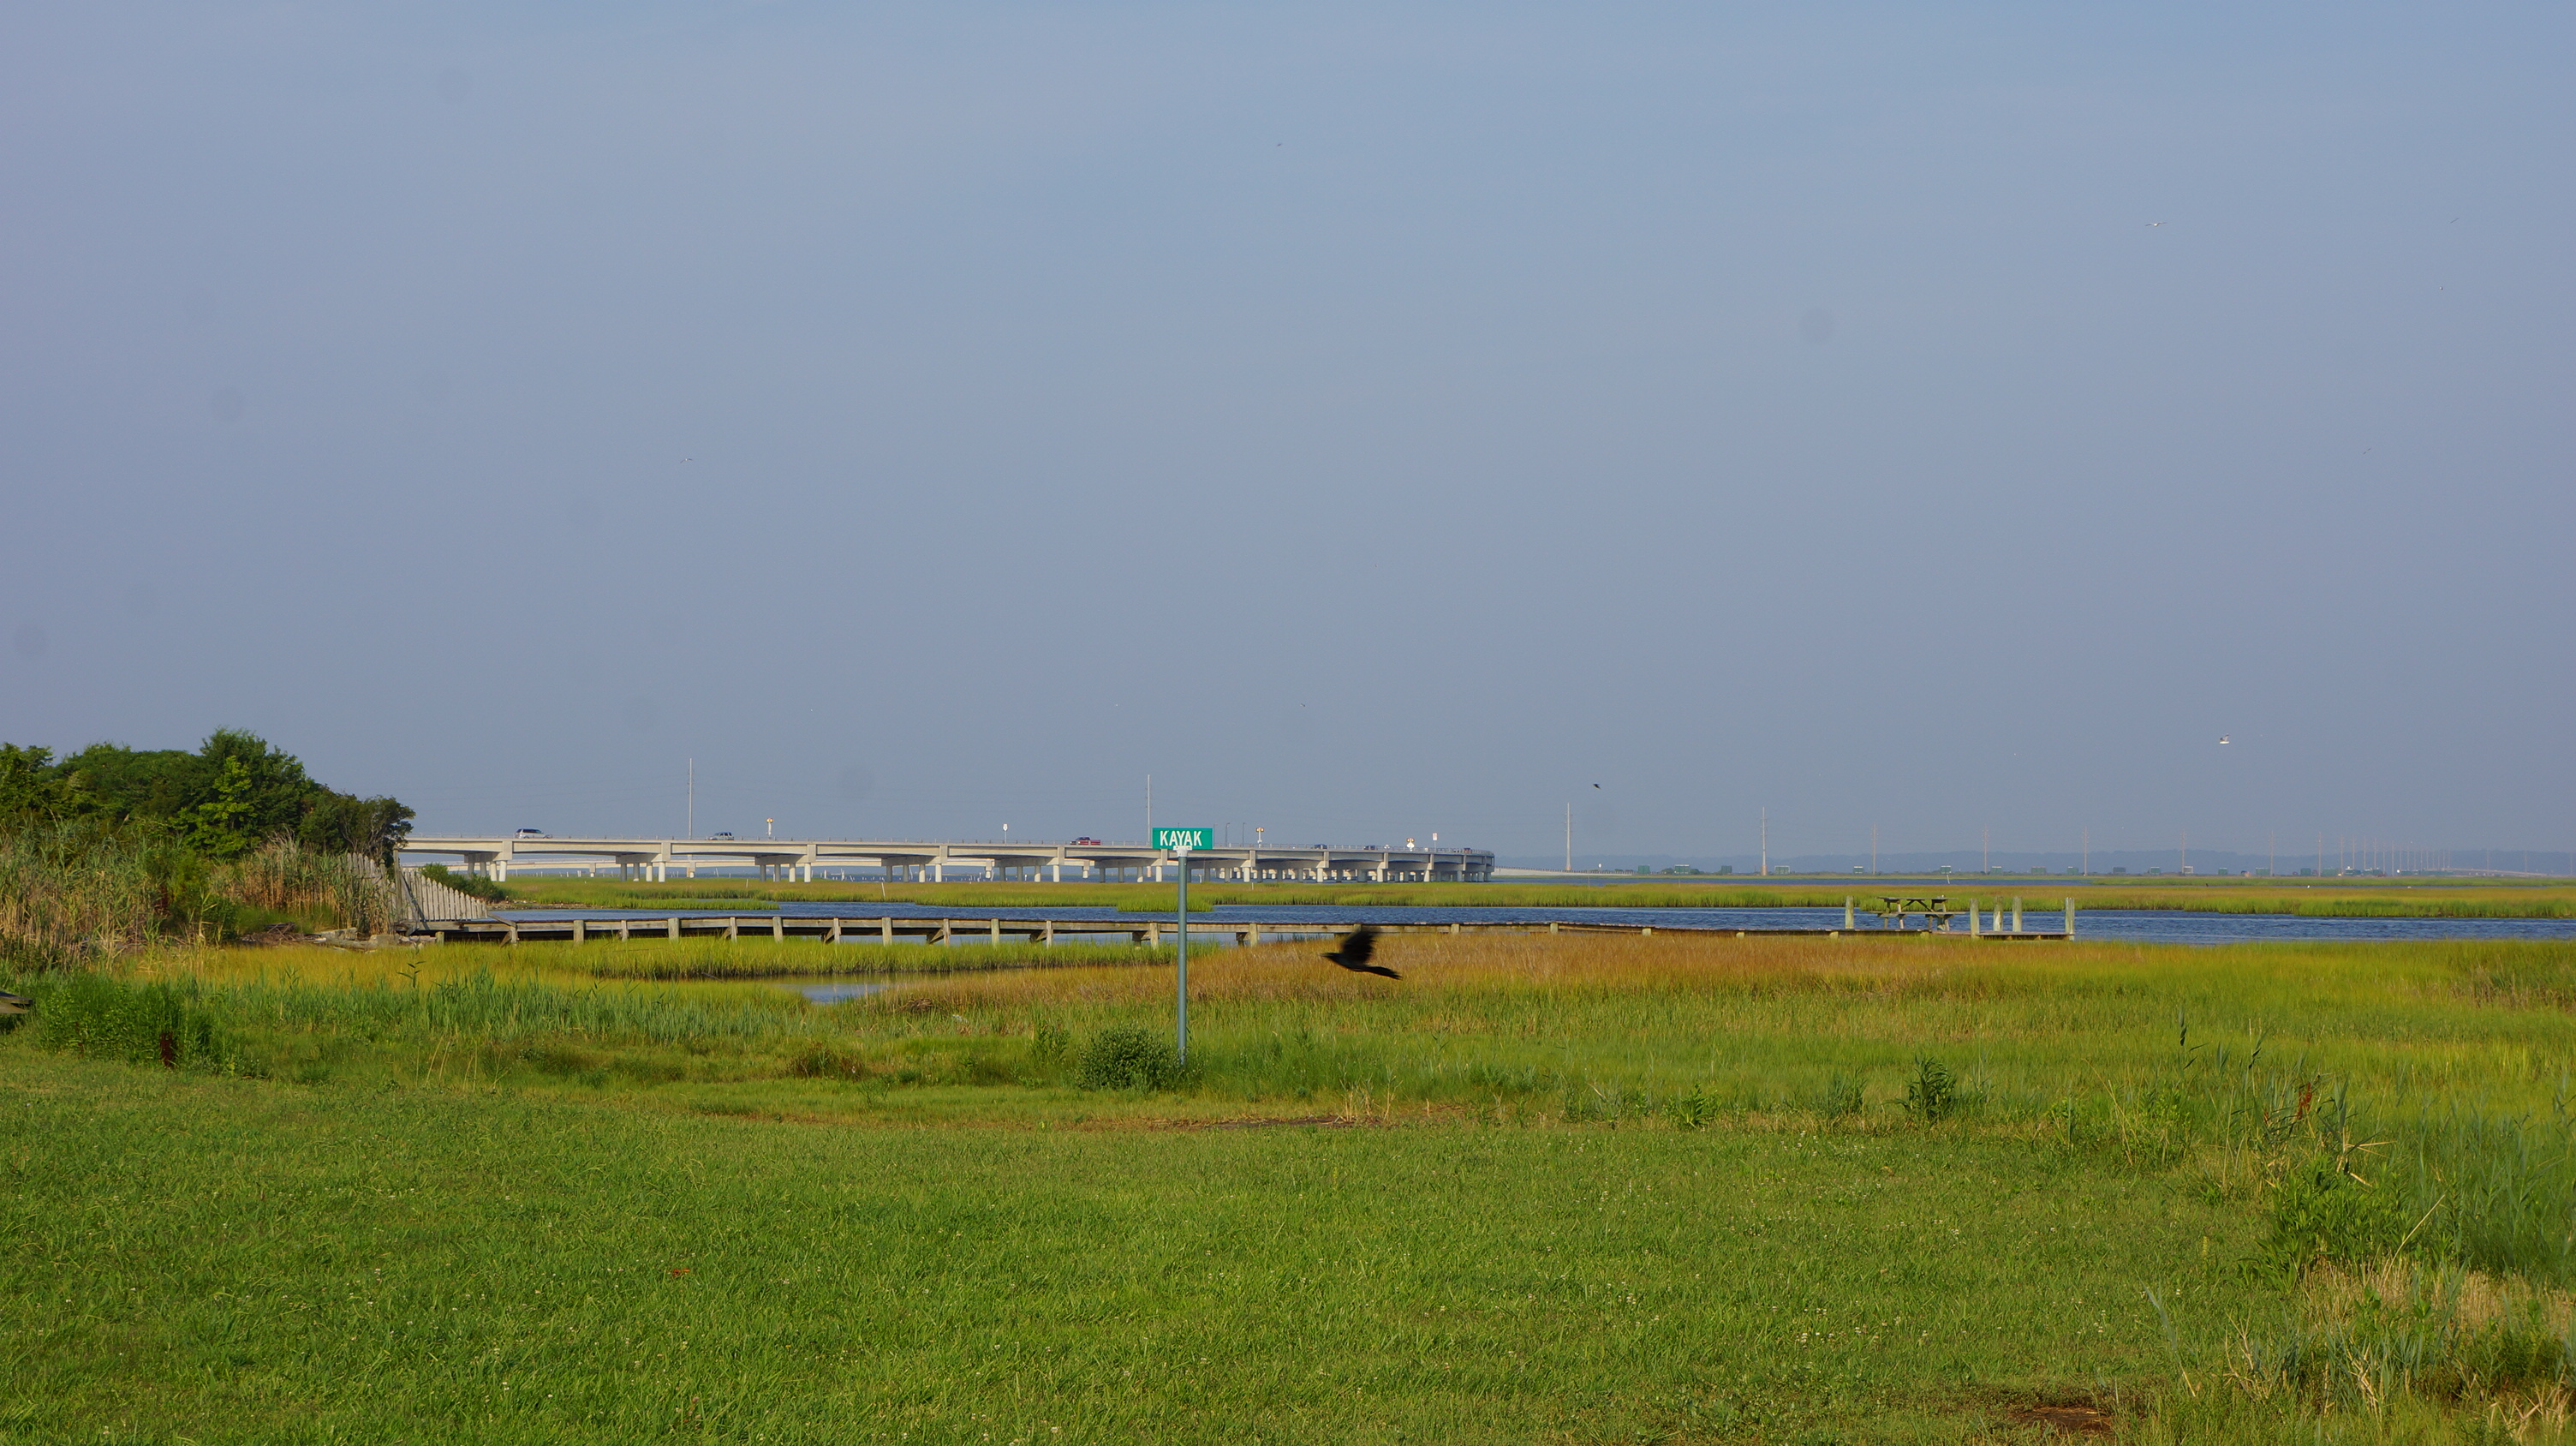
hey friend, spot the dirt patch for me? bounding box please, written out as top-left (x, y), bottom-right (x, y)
top-left (2000, 1403), bottom-right (2114, 1436)
top-left (236, 923), bottom-right (310, 947)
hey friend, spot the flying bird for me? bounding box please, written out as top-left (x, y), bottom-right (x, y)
top-left (1321, 926), bottom-right (1400, 980)
top-left (2219, 735), bottom-right (2231, 744)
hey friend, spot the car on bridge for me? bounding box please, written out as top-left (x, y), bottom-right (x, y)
top-left (709, 832), bottom-right (736, 840)
top-left (1071, 837), bottom-right (1104, 845)
top-left (513, 828), bottom-right (546, 838)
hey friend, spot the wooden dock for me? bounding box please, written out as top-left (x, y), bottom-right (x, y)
top-left (412, 916), bottom-right (2072, 946)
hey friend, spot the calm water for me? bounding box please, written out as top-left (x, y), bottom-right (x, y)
top-left (497, 901), bottom-right (2576, 947)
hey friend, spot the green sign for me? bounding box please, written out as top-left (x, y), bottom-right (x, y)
top-left (1154, 827), bottom-right (1213, 852)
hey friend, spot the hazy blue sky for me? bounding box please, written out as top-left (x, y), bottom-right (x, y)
top-left (4, 3), bottom-right (2568, 863)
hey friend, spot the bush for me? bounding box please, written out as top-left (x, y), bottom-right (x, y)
top-left (420, 863), bottom-right (510, 903)
top-left (1903, 1057), bottom-right (1955, 1122)
top-left (2262, 1150), bottom-right (2416, 1276)
top-left (30, 971), bottom-right (229, 1070)
top-left (1667, 1085), bottom-right (1720, 1130)
top-left (1076, 1026), bottom-right (1181, 1092)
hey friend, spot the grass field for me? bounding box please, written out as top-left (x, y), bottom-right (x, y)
top-left (481, 875), bottom-right (2576, 919)
top-left (8, 933), bottom-right (2576, 1442)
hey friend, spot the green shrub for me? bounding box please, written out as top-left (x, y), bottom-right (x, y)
top-left (29, 971), bottom-right (228, 1070)
top-left (2261, 1151), bottom-right (2415, 1276)
top-left (420, 863), bottom-right (510, 903)
top-left (1076, 1026), bottom-right (1181, 1092)
top-left (1667, 1085), bottom-right (1720, 1130)
top-left (1903, 1057), bottom-right (1955, 1123)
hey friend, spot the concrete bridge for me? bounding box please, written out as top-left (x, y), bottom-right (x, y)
top-left (397, 835), bottom-right (1495, 885)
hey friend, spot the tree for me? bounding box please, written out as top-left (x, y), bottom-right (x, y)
top-left (295, 792), bottom-right (415, 862)
top-left (0, 731), bottom-right (411, 861)
top-left (0, 744), bottom-right (78, 822)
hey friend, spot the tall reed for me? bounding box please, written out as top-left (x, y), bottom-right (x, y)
top-left (212, 837), bottom-right (404, 934)
top-left (0, 824), bottom-right (405, 965)
top-left (0, 821), bottom-right (176, 965)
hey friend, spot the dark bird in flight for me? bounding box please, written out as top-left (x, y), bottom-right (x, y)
top-left (1321, 926), bottom-right (1399, 979)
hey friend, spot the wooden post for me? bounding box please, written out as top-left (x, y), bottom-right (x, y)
top-left (989, 917), bottom-right (1001, 944)
top-left (666, 917), bottom-right (679, 939)
top-left (505, 920), bottom-right (520, 946)
top-left (724, 917), bottom-right (739, 940)
top-left (1968, 899), bottom-right (1980, 936)
top-left (571, 918), bottom-right (586, 943)
top-left (2064, 898), bottom-right (2074, 938)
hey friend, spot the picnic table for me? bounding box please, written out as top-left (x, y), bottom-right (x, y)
top-left (1868, 895), bottom-right (1957, 931)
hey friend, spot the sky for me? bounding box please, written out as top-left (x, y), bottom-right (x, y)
top-left (3, 3), bottom-right (2569, 866)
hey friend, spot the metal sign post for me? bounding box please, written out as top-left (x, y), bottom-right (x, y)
top-left (1153, 827), bottom-right (1213, 1063)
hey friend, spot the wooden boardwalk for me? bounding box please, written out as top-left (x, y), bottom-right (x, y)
top-left (413, 916), bottom-right (2072, 945)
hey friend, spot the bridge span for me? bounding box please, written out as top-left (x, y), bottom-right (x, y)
top-left (398, 836), bottom-right (1494, 885)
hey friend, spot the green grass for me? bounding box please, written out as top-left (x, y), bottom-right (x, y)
top-left (490, 874), bottom-right (2576, 918)
top-left (0, 1053), bottom-right (2238, 1443)
top-left (8, 934), bottom-right (2576, 1441)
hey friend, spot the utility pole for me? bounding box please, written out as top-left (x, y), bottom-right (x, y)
top-left (1760, 809), bottom-right (1768, 876)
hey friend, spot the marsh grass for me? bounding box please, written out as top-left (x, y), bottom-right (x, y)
top-left (0, 824), bottom-right (401, 965)
top-left (497, 873), bottom-right (2576, 917)
top-left (561, 936), bottom-right (1178, 980)
top-left (12, 930), bottom-right (2576, 1439)
top-left (0, 821), bottom-right (180, 963)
